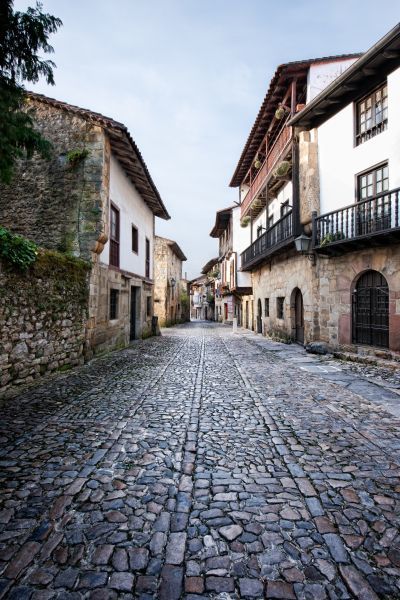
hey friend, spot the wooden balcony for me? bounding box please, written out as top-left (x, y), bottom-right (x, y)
top-left (241, 211), bottom-right (294, 271)
top-left (313, 187), bottom-right (400, 255)
top-left (241, 124), bottom-right (292, 218)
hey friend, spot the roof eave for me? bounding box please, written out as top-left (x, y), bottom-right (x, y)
top-left (289, 23), bottom-right (400, 129)
top-left (26, 91), bottom-right (170, 220)
top-left (229, 53), bottom-right (362, 187)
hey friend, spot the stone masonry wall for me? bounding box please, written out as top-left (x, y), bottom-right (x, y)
top-left (0, 251), bottom-right (90, 394)
top-left (299, 130), bottom-right (320, 232)
top-left (317, 245), bottom-right (400, 351)
top-left (0, 99), bottom-right (108, 261)
top-left (251, 251), bottom-right (319, 343)
top-left (154, 238), bottom-right (184, 326)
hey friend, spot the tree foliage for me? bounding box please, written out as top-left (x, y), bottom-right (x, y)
top-left (0, 1), bottom-right (62, 183)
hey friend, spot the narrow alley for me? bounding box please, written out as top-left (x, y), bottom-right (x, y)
top-left (0, 323), bottom-right (399, 599)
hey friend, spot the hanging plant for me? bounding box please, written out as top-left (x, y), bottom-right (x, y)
top-left (273, 160), bottom-right (291, 178)
top-left (240, 216), bottom-right (250, 228)
top-left (254, 157), bottom-right (262, 169)
top-left (275, 106), bottom-right (286, 120)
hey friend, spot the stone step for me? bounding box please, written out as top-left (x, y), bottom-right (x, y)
top-left (333, 350), bottom-right (400, 370)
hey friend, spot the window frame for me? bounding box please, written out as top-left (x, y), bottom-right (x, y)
top-left (280, 200), bottom-right (290, 218)
top-left (264, 298), bottom-right (270, 318)
top-left (356, 162), bottom-right (389, 202)
top-left (109, 203), bottom-right (120, 268)
top-left (145, 237), bottom-right (150, 279)
top-left (276, 296), bottom-right (285, 320)
top-left (109, 288), bottom-right (119, 320)
top-left (131, 224), bottom-right (139, 254)
top-left (355, 82), bottom-right (388, 146)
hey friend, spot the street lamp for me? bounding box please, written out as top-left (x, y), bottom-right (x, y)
top-left (294, 234), bottom-right (315, 264)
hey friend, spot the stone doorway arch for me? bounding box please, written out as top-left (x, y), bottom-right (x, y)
top-left (352, 270), bottom-right (389, 347)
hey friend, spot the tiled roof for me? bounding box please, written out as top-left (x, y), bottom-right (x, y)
top-left (229, 54), bottom-right (361, 187)
top-left (27, 92), bottom-right (170, 220)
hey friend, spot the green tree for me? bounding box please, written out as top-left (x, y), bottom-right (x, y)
top-left (0, 1), bottom-right (62, 183)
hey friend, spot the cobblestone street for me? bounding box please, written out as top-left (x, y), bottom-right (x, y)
top-left (0, 322), bottom-right (399, 599)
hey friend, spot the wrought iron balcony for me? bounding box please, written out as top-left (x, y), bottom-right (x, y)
top-left (241, 124), bottom-right (292, 218)
top-left (313, 187), bottom-right (400, 255)
top-left (241, 211), bottom-right (294, 271)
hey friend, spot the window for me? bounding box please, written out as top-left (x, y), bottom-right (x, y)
top-left (109, 289), bottom-right (119, 320)
top-left (257, 225), bottom-right (264, 238)
top-left (357, 163), bottom-right (390, 234)
top-left (146, 296), bottom-right (152, 317)
top-left (358, 164), bottom-right (389, 201)
top-left (277, 297), bottom-right (284, 319)
top-left (110, 205), bottom-right (120, 267)
top-left (264, 298), bottom-right (270, 317)
top-left (132, 225), bottom-right (138, 253)
top-left (267, 215), bottom-right (274, 229)
top-left (145, 238), bottom-right (150, 278)
top-left (356, 83), bottom-right (388, 145)
top-left (280, 200), bottom-right (290, 217)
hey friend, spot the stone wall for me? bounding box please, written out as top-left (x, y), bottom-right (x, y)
top-left (154, 238), bottom-right (184, 326)
top-left (299, 130), bottom-right (320, 232)
top-left (251, 251), bottom-right (319, 343)
top-left (0, 251), bottom-right (90, 394)
top-left (87, 259), bottom-right (153, 355)
top-left (317, 246), bottom-right (400, 351)
top-left (0, 99), bottom-right (108, 260)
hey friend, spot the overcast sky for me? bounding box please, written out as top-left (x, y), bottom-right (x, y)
top-left (15, 0), bottom-right (400, 278)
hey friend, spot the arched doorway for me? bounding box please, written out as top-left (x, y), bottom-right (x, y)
top-left (257, 299), bottom-right (262, 333)
top-left (352, 270), bottom-right (389, 347)
top-left (293, 288), bottom-right (304, 344)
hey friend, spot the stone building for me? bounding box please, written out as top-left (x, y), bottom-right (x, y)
top-left (209, 206), bottom-right (252, 325)
top-left (201, 258), bottom-right (219, 321)
top-left (290, 24), bottom-right (400, 352)
top-left (189, 276), bottom-right (213, 320)
top-left (0, 92), bottom-right (170, 357)
top-left (153, 236), bottom-right (187, 326)
top-left (230, 53), bottom-right (360, 343)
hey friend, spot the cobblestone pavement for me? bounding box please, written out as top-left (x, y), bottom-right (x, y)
top-left (0, 322), bottom-right (399, 600)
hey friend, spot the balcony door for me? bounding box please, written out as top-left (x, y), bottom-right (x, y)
top-left (352, 270), bottom-right (389, 348)
top-left (357, 164), bottom-right (389, 235)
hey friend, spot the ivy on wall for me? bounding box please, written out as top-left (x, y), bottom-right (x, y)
top-left (0, 225), bottom-right (38, 270)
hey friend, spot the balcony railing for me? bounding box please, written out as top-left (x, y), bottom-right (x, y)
top-left (241, 123), bottom-right (292, 218)
top-left (241, 211), bottom-right (293, 270)
top-left (313, 187), bottom-right (400, 253)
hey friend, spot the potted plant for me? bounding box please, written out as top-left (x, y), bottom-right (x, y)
top-left (272, 160), bottom-right (291, 179)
